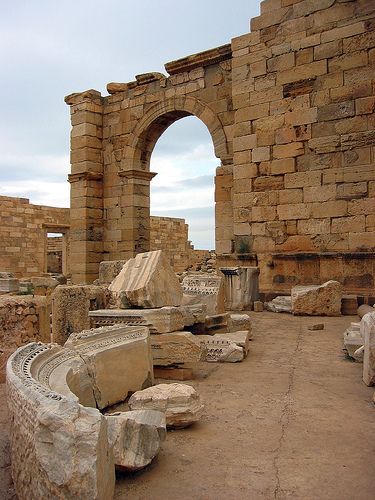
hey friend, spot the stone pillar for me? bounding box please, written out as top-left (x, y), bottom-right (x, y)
top-left (220, 266), bottom-right (260, 311)
top-left (118, 170), bottom-right (157, 256)
top-left (65, 90), bottom-right (104, 284)
top-left (215, 164), bottom-right (234, 255)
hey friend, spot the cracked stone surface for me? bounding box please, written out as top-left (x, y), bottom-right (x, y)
top-left (1, 312), bottom-right (375, 499)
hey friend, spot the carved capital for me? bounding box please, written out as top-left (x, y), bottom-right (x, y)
top-left (118, 170), bottom-right (157, 181)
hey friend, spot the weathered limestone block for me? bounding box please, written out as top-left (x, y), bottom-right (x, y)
top-left (291, 281), bottom-right (343, 316)
top-left (109, 250), bottom-right (183, 308)
top-left (150, 332), bottom-right (206, 366)
top-left (129, 383), bottom-right (204, 429)
top-left (220, 267), bottom-right (260, 311)
top-left (30, 276), bottom-right (59, 296)
top-left (6, 343), bottom-right (115, 500)
top-left (265, 296), bottom-right (292, 313)
top-left (181, 273), bottom-right (225, 315)
top-left (198, 331), bottom-right (250, 362)
top-left (343, 322), bottom-right (363, 359)
top-left (228, 313), bottom-right (252, 334)
top-left (96, 260), bottom-right (127, 285)
top-left (180, 303), bottom-right (207, 327)
top-left (89, 306), bottom-right (184, 334)
top-left (65, 325), bottom-right (153, 409)
top-left (106, 410), bottom-right (166, 471)
top-left (362, 312), bottom-right (375, 386)
top-left (52, 285), bottom-right (107, 345)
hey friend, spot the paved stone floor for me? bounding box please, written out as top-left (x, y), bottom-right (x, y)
top-left (1, 312), bottom-right (375, 499)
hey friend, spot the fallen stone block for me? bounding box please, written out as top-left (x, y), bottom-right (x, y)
top-left (65, 324), bottom-right (153, 409)
top-left (128, 383), bottom-right (204, 429)
top-left (362, 312), bottom-right (375, 386)
top-left (182, 273), bottom-right (225, 315)
top-left (109, 250), bottom-right (183, 308)
top-left (197, 331), bottom-right (249, 362)
top-left (0, 277), bottom-right (19, 293)
top-left (341, 295), bottom-right (358, 315)
top-left (150, 331), bottom-right (206, 366)
top-left (308, 323), bottom-right (324, 331)
top-left (30, 276), bottom-right (59, 296)
top-left (253, 300), bottom-right (264, 312)
top-left (89, 306), bottom-right (185, 334)
top-left (265, 296), bottom-right (292, 313)
top-left (106, 410), bottom-right (166, 471)
top-left (180, 303), bottom-right (207, 327)
top-left (154, 366), bottom-right (193, 381)
top-left (204, 312), bottom-right (230, 333)
top-left (228, 313), bottom-right (251, 333)
top-left (291, 281), bottom-right (343, 316)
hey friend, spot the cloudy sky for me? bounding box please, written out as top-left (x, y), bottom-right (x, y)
top-left (0, 0), bottom-right (259, 249)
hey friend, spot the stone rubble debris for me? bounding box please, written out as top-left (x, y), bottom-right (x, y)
top-left (291, 281), bottom-right (343, 316)
top-left (128, 383), bottom-right (204, 429)
top-left (265, 296), bottom-right (292, 314)
top-left (106, 410), bottom-right (166, 471)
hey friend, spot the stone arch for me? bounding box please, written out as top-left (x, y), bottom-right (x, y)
top-left (123, 96), bottom-right (232, 171)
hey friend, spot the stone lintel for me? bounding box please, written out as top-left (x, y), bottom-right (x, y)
top-left (68, 171), bottom-right (103, 183)
top-left (165, 43), bottom-right (232, 75)
top-left (135, 72), bottom-right (167, 85)
top-left (64, 89), bottom-right (102, 105)
top-left (118, 170), bottom-right (157, 181)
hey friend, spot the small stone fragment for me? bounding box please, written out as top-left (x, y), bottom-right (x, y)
top-left (265, 296), bottom-right (292, 313)
top-left (353, 345), bottom-right (364, 363)
top-left (106, 410), bottom-right (166, 471)
top-left (128, 383), bottom-right (204, 429)
top-left (253, 301), bottom-right (264, 312)
top-left (308, 323), bottom-right (324, 331)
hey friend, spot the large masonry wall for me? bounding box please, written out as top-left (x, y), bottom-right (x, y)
top-left (150, 216), bottom-right (191, 272)
top-left (65, 0), bottom-right (375, 294)
top-left (229, 0), bottom-right (375, 293)
top-left (0, 196), bottom-right (70, 278)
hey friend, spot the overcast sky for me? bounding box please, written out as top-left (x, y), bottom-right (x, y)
top-left (0, 0), bottom-right (260, 249)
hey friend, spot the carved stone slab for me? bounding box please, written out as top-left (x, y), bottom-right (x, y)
top-left (220, 267), bottom-right (259, 311)
top-left (181, 273), bottom-right (225, 315)
top-left (197, 332), bottom-right (250, 362)
top-left (0, 278), bottom-right (19, 293)
top-left (89, 306), bottom-right (185, 334)
top-left (109, 250), bottom-right (183, 308)
top-left (65, 324), bottom-right (153, 409)
top-left (150, 331), bottom-right (206, 366)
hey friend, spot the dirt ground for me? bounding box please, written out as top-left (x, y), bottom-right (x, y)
top-left (2, 311), bottom-right (375, 499)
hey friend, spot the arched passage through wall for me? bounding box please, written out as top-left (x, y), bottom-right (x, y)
top-left (121, 96), bottom-right (232, 257)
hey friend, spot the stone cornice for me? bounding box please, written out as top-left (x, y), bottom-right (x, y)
top-left (118, 170), bottom-right (157, 181)
top-left (68, 171), bottom-right (103, 183)
top-left (165, 44), bottom-right (232, 75)
top-left (64, 89), bottom-right (102, 106)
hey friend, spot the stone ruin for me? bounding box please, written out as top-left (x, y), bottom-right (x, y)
top-left (1, 0), bottom-right (375, 496)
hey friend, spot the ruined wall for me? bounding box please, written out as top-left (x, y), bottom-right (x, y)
top-left (150, 216), bottom-right (191, 272)
top-left (0, 196), bottom-right (70, 278)
top-left (65, 0), bottom-right (375, 294)
top-left (0, 295), bottom-right (51, 381)
top-left (47, 237), bottom-right (63, 273)
top-left (229, 0), bottom-right (375, 293)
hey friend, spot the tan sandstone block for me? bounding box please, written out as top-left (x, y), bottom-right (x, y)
top-left (270, 158), bottom-right (295, 175)
top-left (277, 203), bottom-right (310, 220)
top-left (348, 232), bottom-right (375, 250)
top-left (356, 96), bottom-right (375, 115)
top-left (303, 185), bottom-right (336, 203)
top-left (314, 40), bottom-right (342, 60)
top-left (317, 101), bottom-right (355, 121)
top-left (310, 200), bottom-right (347, 218)
top-left (252, 147), bottom-right (270, 162)
top-left (331, 215), bottom-right (365, 234)
top-left (336, 182), bottom-right (368, 200)
top-left (251, 206), bottom-right (277, 222)
top-left (321, 22), bottom-right (366, 44)
top-left (297, 218), bottom-right (331, 235)
top-left (284, 171), bottom-right (321, 188)
top-left (277, 60), bottom-right (327, 85)
top-left (273, 142), bottom-right (304, 158)
top-left (285, 107), bottom-right (317, 126)
top-left (278, 188), bottom-right (303, 204)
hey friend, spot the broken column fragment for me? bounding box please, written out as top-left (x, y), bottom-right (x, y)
top-left (128, 383), bottom-right (204, 429)
top-left (109, 250), bottom-right (183, 308)
top-left (220, 267), bottom-right (259, 310)
top-left (291, 281), bottom-right (343, 316)
top-left (106, 410), bottom-right (166, 471)
top-left (362, 312), bottom-right (375, 386)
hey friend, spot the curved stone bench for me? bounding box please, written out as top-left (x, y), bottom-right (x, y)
top-left (7, 324), bottom-right (153, 500)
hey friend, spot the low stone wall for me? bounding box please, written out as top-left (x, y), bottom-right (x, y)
top-left (0, 196), bottom-right (70, 278)
top-left (0, 295), bottom-right (51, 382)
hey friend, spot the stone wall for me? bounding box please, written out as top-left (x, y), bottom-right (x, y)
top-left (150, 216), bottom-right (191, 272)
top-left (47, 236), bottom-right (63, 273)
top-left (0, 295), bottom-right (51, 381)
top-left (64, 0), bottom-right (374, 293)
top-left (0, 196), bottom-right (70, 278)
top-left (229, 0), bottom-right (375, 293)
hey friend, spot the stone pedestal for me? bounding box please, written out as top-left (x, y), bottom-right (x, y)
top-left (220, 267), bottom-right (259, 311)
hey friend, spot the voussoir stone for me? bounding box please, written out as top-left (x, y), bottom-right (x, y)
top-left (128, 383), bottom-right (204, 429)
top-left (291, 280), bottom-right (343, 316)
top-left (109, 250), bottom-right (183, 308)
top-left (106, 410), bottom-right (166, 471)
